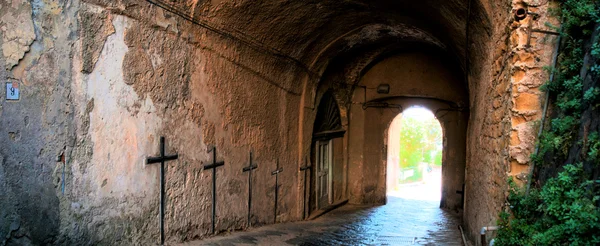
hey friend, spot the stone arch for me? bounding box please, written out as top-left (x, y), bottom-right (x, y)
top-left (385, 106), bottom-right (445, 198)
top-left (347, 50), bottom-right (468, 210)
top-left (380, 99), bottom-right (468, 210)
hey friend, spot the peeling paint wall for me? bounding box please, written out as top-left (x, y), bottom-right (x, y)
top-left (1, 0), bottom-right (304, 244)
top-left (0, 0), bottom-right (77, 244)
top-left (1, 0), bottom-right (36, 70)
top-left (67, 1), bottom-right (304, 244)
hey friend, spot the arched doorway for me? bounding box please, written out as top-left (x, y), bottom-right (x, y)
top-left (345, 51), bottom-right (468, 211)
top-left (309, 90), bottom-right (346, 215)
top-left (387, 107), bottom-right (443, 201)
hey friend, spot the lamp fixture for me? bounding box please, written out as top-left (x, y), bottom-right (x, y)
top-left (377, 84), bottom-right (390, 94)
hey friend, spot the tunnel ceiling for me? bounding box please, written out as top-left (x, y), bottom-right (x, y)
top-left (137, 0), bottom-right (492, 88)
top-left (156, 0), bottom-right (491, 70)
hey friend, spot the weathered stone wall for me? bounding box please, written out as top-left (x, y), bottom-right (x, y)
top-left (1, 0), bottom-right (77, 244)
top-left (463, 0), bottom-right (560, 242)
top-left (68, 2), bottom-right (309, 243)
top-left (1, 0), bottom-right (307, 244)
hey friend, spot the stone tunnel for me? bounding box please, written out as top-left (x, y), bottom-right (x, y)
top-left (0, 0), bottom-right (561, 245)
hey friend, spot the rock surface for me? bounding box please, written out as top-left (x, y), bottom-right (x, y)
top-left (0, 0), bottom-right (36, 70)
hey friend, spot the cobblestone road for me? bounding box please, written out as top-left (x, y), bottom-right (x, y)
top-left (184, 180), bottom-right (464, 246)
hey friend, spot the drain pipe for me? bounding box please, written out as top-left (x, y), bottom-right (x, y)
top-left (525, 29), bottom-right (562, 195)
top-left (480, 226), bottom-right (499, 246)
top-left (458, 225), bottom-right (468, 246)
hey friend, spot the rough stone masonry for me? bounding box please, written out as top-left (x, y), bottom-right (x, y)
top-left (0, 0), bottom-right (559, 245)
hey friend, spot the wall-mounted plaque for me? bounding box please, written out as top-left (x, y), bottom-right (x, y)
top-left (6, 82), bottom-right (19, 100)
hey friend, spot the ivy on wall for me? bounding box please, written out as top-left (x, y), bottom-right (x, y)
top-left (496, 0), bottom-right (600, 245)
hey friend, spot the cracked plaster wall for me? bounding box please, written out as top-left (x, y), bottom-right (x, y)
top-left (1, 0), bottom-right (77, 245)
top-left (0, 0), bottom-right (35, 70)
top-left (67, 1), bottom-right (304, 244)
top-left (2, 0), bottom-right (305, 244)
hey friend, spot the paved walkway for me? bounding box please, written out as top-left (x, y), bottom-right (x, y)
top-left (184, 178), bottom-right (464, 246)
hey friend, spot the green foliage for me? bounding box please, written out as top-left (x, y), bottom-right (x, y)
top-left (535, 116), bottom-right (579, 162)
top-left (498, 0), bottom-right (600, 245)
top-left (583, 87), bottom-right (599, 102)
top-left (588, 132), bottom-right (600, 162)
top-left (398, 116), bottom-right (426, 169)
top-left (496, 164), bottom-right (600, 246)
top-left (533, 0), bottom-right (599, 164)
top-left (433, 150), bottom-right (443, 167)
top-left (394, 110), bottom-right (442, 183)
top-left (397, 115), bottom-right (442, 169)
top-left (559, 0), bottom-right (600, 36)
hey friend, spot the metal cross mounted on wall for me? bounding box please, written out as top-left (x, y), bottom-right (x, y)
top-left (242, 151), bottom-right (258, 228)
top-left (299, 156), bottom-right (311, 220)
top-left (146, 136), bottom-right (179, 245)
top-left (203, 146), bottom-right (225, 234)
top-left (456, 183), bottom-right (465, 208)
top-left (271, 158), bottom-right (283, 224)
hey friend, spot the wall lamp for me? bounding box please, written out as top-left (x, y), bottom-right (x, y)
top-left (377, 84), bottom-right (390, 94)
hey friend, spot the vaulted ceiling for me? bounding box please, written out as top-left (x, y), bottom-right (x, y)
top-left (94, 0), bottom-right (498, 95)
top-left (166, 0), bottom-right (493, 73)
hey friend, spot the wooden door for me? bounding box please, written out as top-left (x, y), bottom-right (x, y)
top-left (316, 140), bottom-right (333, 208)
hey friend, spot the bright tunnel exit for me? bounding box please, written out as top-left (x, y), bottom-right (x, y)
top-left (387, 106), bottom-right (443, 201)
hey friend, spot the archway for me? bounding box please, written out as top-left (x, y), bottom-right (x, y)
top-left (308, 90), bottom-right (346, 217)
top-left (346, 50), bottom-right (468, 211)
top-left (387, 107), bottom-right (443, 202)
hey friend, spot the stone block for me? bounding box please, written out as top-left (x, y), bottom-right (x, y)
top-left (0, 0), bottom-right (36, 70)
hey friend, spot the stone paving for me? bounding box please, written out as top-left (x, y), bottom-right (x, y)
top-left (183, 178), bottom-right (465, 246)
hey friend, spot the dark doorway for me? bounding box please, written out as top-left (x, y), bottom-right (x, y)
top-left (309, 91), bottom-right (345, 216)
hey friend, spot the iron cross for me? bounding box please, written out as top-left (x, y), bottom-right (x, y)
top-left (456, 183), bottom-right (465, 208)
top-left (242, 151), bottom-right (258, 228)
top-left (203, 146), bottom-right (224, 234)
top-left (146, 136), bottom-right (179, 245)
top-left (271, 158), bottom-right (283, 223)
top-left (299, 156), bottom-right (311, 220)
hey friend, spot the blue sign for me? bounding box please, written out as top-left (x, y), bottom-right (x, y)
top-left (6, 82), bottom-right (19, 100)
